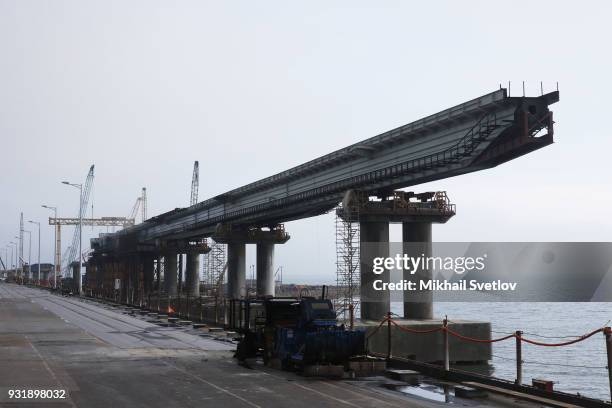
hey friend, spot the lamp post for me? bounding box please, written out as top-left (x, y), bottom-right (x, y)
top-left (42, 205), bottom-right (59, 288)
top-left (23, 230), bottom-right (32, 282)
top-left (13, 236), bottom-right (22, 283)
top-left (62, 181), bottom-right (83, 295)
top-left (9, 242), bottom-right (17, 281)
top-left (28, 221), bottom-right (41, 286)
top-left (3, 246), bottom-right (11, 272)
top-left (1, 247), bottom-right (7, 270)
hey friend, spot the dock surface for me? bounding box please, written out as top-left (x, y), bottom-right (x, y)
top-left (0, 283), bottom-right (466, 408)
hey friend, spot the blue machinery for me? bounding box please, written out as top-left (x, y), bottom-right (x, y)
top-left (233, 298), bottom-right (365, 368)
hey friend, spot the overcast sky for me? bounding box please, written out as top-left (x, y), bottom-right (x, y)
top-left (1, 1), bottom-right (611, 283)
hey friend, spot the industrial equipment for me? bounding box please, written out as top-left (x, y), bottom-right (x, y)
top-left (60, 277), bottom-right (75, 295)
top-left (235, 297), bottom-right (365, 370)
top-left (128, 197), bottom-right (142, 221)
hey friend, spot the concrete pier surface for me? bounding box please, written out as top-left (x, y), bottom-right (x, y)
top-left (0, 283), bottom-right (488, 408)
top-left (358, 318), bottom-right (492, 363)
top-left (164, 254), bottom-right (178, 297)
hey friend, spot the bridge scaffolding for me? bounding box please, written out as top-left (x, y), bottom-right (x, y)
top-left (335, 200), bottom-right (360, 324)
top-left (203, 241), bottom-right (226, 296)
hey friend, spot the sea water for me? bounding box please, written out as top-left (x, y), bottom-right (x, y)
top-left (387, 302), bottom-right (611, 401)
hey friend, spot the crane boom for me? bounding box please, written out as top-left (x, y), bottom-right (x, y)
top-left (61, 245), bottom-right (72, 275)
top-left (141, 187), bottom-right (147, 222)
top-left (65, 165), bottom-right (94, 275)
top-left (190, 161), bottom-right (199, 206)
top-left (129, 197), bottom-right (142, 220)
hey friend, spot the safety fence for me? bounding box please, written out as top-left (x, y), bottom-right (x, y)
top-left (366, 312), bottom-right (612, 399)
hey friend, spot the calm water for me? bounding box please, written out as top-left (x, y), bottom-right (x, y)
top-left (388, 302), bottom-right (611, 401)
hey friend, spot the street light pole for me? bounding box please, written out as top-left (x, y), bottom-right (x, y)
top-left (9, 242), bottom-right (17, 280)
top-left (28, 221), bottom-right (41, 286)
top-left (23, 230), bottom-right (31, 282)
top-left (13, 236), bottom-right (22, 283)
top-left (3, 246), bottom-right (11, 272)
top-left (1, 247), bottom-right (7, 270)
top-left (42, 205), bottom-right (59, 288)
top-left (62, 181), bottom-right (83, 295)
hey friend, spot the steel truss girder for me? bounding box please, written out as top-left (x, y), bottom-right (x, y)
top-left (98, 89), bottom-right (559, 251)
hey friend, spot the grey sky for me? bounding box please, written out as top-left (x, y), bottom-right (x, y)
top-left (1, 1), bottom-right (611, 283)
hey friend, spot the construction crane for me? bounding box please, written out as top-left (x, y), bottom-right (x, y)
top-left (127, 188), bottom-right (148, 222)
top-left (64, 165), bottom-right (95, 276)
top-left (55, 165), bottom-right (146, 276)
top-left (129, 197), bottom-right (142, 220)
top-left (51, 217), bottom-right (134, 228)
top-left (60, 245), bottom-right (72, 277)
top-left (49, 215), bottom-right (137, 276)
top-left (190, 161), bottom-right (199, 206)
top-left (141, 187), bottom-right (147, 222)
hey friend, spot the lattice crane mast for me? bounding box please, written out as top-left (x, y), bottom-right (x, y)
top-left (129, 196), bottom-right (142, 221)
top-left (64, 165), bottom-right (94, 275)
top-left (190, 161), bottom-right (199, 206)
top-left (141, 187), bottom-right (147, 222)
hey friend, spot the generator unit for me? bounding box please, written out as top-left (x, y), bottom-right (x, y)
top-left (235, 297), bottom-right (365, 369)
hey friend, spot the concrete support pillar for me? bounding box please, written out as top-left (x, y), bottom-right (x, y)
top-left (178, 254), bottom-right (183, 295)
top-left (127, 258), bottom-right (134, 304)
top-left (156, 256), bottom-right (161, 295)
top-left (71, 261), bottom-right (80, 295)
top-left (143, 256), bottom-right (154, 296)
top-left (185, 253), bottom-right (200, 297)
top-left (256, 243), bottom-right (275, 297)
top-left (402, 222), bottom-right (433, 319)
top-left (227, 243), bottom-right (246, 299)
top-left (360, 220), bottom-right (390, 321)
top-left (121, 259), bottom-right (128, 303)
top-left (164, 254), bottom-right (178, 297)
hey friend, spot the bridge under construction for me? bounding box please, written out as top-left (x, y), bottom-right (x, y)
top-left (7, 88), bottom-right (612, 408)
top-left (84, 87), bottom-right (558, 323)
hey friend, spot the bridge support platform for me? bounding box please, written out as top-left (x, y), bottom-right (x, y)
top-left (357, 318), bottom-right (492, 363)
top-left (214, 225), bottom-right (290, 299)
top-left (342, 190), bottom-right (492, 363)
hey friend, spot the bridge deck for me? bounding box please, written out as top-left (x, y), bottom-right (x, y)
top-left (94, 89), bottom-right (558, 251)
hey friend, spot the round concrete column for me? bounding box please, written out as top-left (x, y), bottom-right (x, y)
top-left (402, 222), bottom-right (433, 319)
top-left (227, 243), bottom-right (246, 299)
top-left (185, 253), bottom-right (200, 297)
top-left (360, 220), bottom-right (390, 321)
top-left (256, 243), bottom-right (275, 297)
top-left (164, 255), bottom-right (178, 297)
top-left (71, 261), bottom-right (81, 295)
top-left (143, 256), bottom-right (154, 296)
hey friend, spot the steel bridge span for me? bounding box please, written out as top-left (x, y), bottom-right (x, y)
top-left (96, 88), bottom-right (557, 251)
top-left (86, 88), bottom-right (558, 323)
